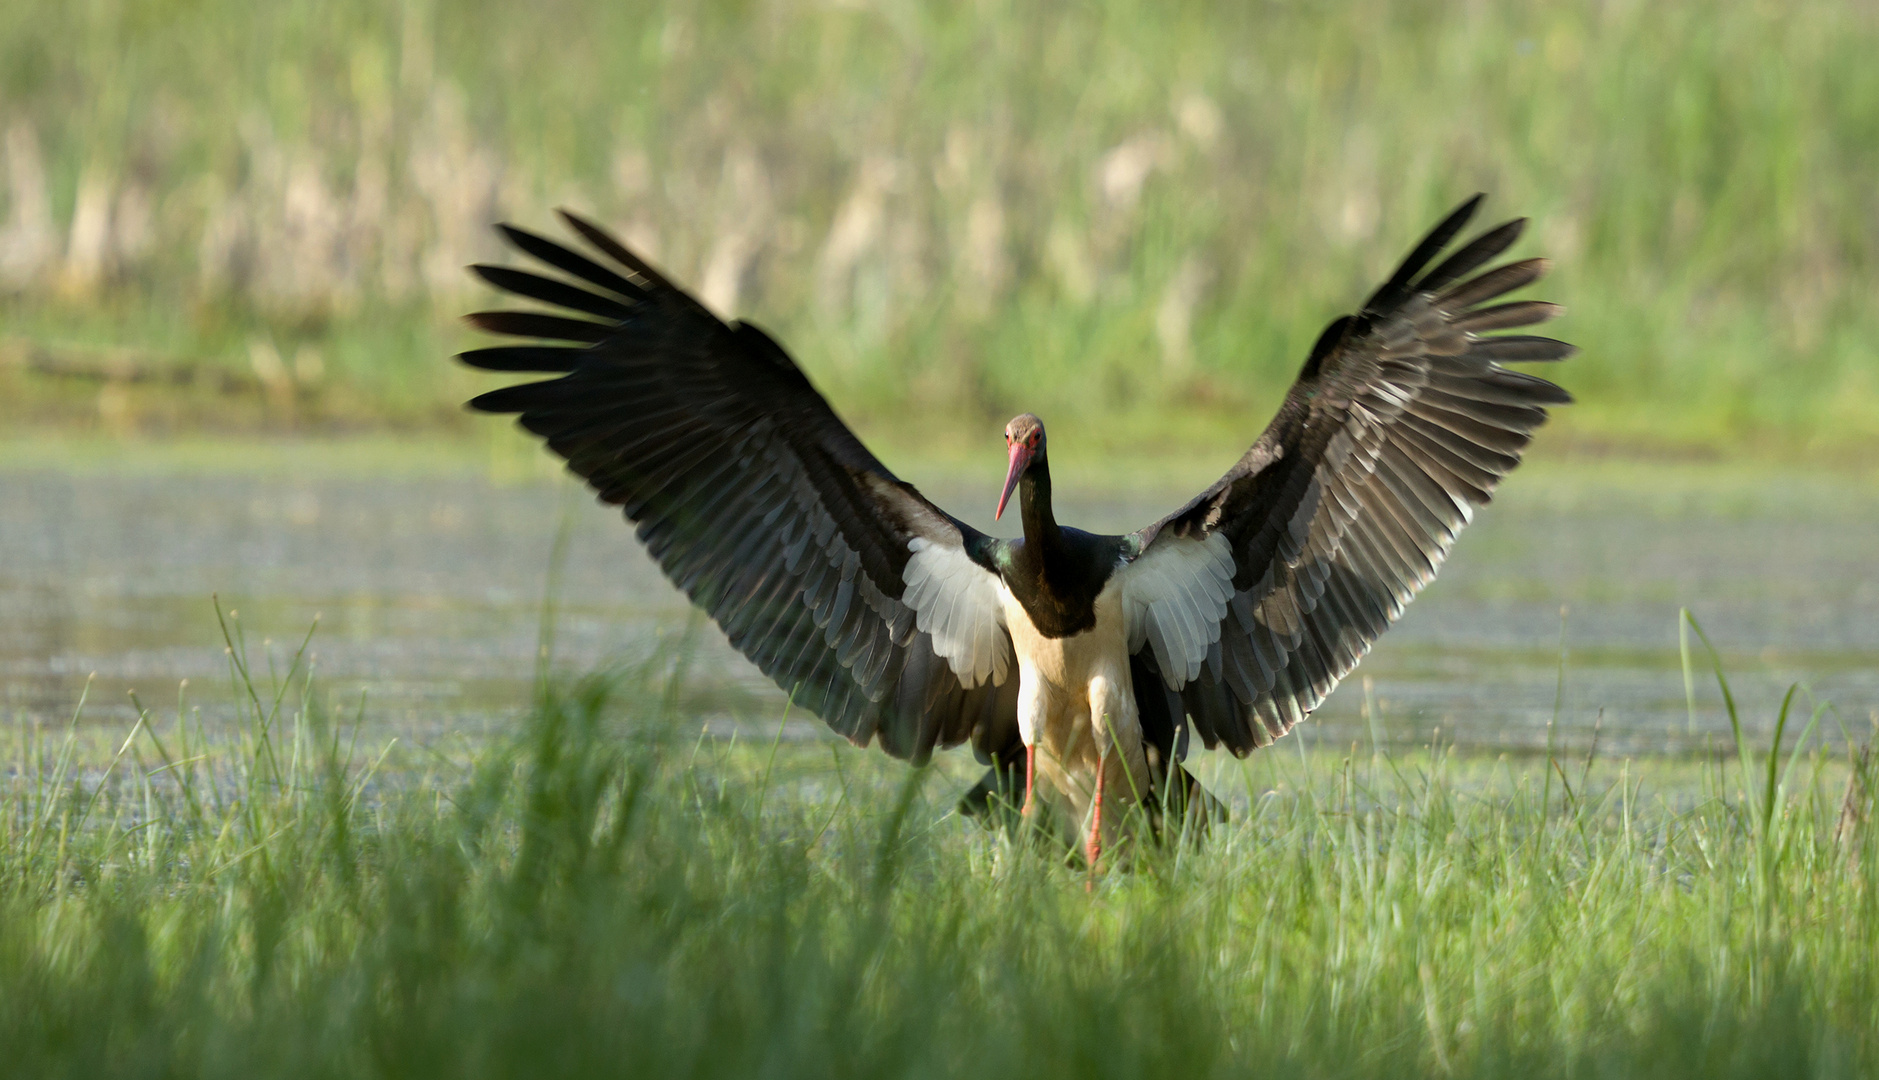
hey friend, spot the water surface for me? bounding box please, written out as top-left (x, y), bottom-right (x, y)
top-left (4, 444), bottom-right (1876, 758)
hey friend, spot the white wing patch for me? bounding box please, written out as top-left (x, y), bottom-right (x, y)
top-left (1120, 531), bottom-right (1236, 689)
top-left (903, 537), bottom-right (1012, 689)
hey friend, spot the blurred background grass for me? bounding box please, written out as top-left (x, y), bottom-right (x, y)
top-left (1, 0), bottom-right (1876, 458)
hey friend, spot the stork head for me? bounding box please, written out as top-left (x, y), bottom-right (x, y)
top-left (996, 413), bottom-right (1046, 520)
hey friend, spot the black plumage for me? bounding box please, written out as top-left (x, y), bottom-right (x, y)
top-left (461, 195), bottom-right (1572, 811)
top-left (1124, 196), bottom-right (1573, 754)
top-left (465, 213), bottom-right (1019, 765)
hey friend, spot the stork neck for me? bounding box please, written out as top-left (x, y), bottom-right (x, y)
top-left (1002, 453), bottom-right (1110, 638)
top-left (1018, 459), bottom-right (1064, 554)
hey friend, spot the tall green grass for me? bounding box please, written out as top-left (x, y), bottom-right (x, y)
top-left (2, 0), bottom-right (1877, 453)
top-left (4, 615), bottom-right (1876, 1077)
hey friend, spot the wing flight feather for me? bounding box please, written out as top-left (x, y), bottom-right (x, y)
top-left (1123, 196), bottom-right (1573, 755)
top-left (461, 213), bottom-right (1016, 764)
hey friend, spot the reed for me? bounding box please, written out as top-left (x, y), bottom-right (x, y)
top-left (2, 0), bottom-right (1877, 451)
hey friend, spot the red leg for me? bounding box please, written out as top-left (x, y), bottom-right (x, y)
top-left (1020, 744), bottom-right (1036, 816)
top-left (1086, 759), bottom-right (1106, 872)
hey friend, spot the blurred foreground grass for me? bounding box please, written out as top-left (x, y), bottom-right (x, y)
top-left (3, 624), bottom-right (1877, 1078)
top-left (2, 0), bottom-right (1877, 457)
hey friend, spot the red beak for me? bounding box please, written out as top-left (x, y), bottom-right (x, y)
top-left (996, 441), bottom-right (1031, 521)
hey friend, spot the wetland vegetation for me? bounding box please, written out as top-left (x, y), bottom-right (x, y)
top-left (3, 0), bottom-right (1879, 454)
top-left (3, 622), bottom-right (1876, 1078)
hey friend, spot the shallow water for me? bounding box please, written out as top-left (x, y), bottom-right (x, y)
top-left (4, 447), bottom-right (1876, 758)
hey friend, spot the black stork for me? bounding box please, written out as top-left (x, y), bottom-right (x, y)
top-left (459, 195), bottom-right (1573, 867)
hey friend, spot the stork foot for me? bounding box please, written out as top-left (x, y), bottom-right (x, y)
top-left (1085, 759), bottom-right (1106, 884)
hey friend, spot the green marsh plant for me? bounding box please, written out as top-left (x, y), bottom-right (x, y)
top-left (1, 609), bottom-right (1876, 1077)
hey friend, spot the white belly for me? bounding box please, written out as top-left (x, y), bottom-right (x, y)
top-left (998, 578), bottom-right (1151, 833)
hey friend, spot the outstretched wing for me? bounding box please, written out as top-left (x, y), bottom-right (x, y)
top-left (1119, 195), bottom-right (1574, 755)
top-left (462, 212), bottom-right (1016, 763)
